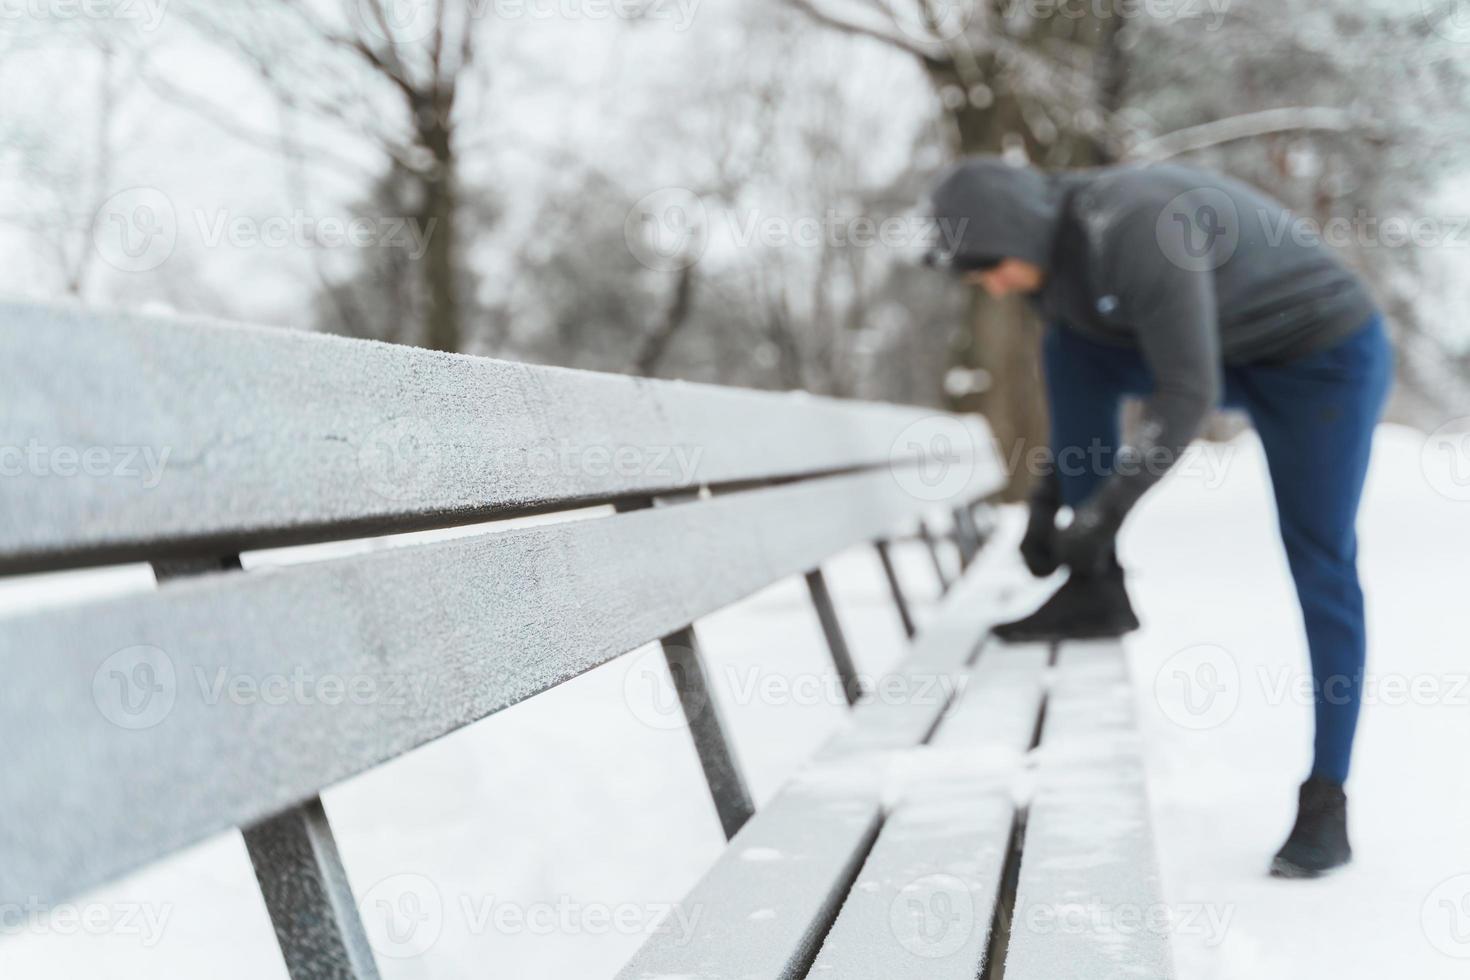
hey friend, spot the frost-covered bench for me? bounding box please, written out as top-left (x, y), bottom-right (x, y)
top-left (0, 302), bottom-right (1010, 979)
top-left (2, 303), bottom-right (1174, 978)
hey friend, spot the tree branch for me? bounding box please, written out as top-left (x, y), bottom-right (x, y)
top-left (1127, 106), bottom-right (1384, 161)
top-left (783, 0), bottom-right (944, 65)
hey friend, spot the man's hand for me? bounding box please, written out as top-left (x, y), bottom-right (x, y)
top-left (1054, 500), bottom-right (1123, 576)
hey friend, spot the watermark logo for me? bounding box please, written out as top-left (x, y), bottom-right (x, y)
top-left (625, 187), bottom-right (708, 272)
top-left (1423, 0), bottom-right (1470, 43)
top-left (93, 645), bottom-right (176, 730)
top-left (361, 873), bottom-right (445, 959)
top-left (93, 187), bottom-right (177, 273)
top-left (0, 898), bottom-right (173, 945)
top-left (0, 441), bottom-right (170, 488)
top-left (889, 415), bottom-right (977, 502)
top-left (1153, 643), bottom-right (1240, 730)
top-left (357, 0), bottom-right (438, 43)
top-left (1422, 874), bottom-right (1470, 958)
top-left (358, 417), bottom-right (442, 501)
top-left (1020, 898), bottom-right (1233, 946)
top-left (622, 644), bottom-right (703, 732)
top-left (0, 0), bottom-right (171, 32)
top-left (889, 873), bottom-right (975, 959)
top-left (1155, 187), bottom-right (1239, 272)
top-left (1422, 418), bottom-right (1470, 502)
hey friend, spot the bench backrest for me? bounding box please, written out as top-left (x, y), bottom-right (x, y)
top-left (0, 302), bottom-right (1004, 929)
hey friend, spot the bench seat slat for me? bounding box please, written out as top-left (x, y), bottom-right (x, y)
top-left (0, 463), bottom-right (996, 909)
top-left (0, 302), bottom-right (997, 574)
top-left (614, 545), bottom-right (1021, 980)
top-left (1003, 640), bottom-right (1176, 980)
top-left (808, 643), bottom-right (1049, 978)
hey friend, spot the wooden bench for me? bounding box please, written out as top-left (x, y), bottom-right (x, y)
top-left (0, 301), bottom-right (1173, 979)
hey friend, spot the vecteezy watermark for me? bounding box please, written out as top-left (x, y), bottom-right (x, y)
top-left (193, 666), bottom-right (438, 710)
top-left (93, 645), bottom-right (440, 729)
top-left (1153, 644), bottom-right (1241, 731)
top-left (1018, 898), bottom-right (1235, 947)
top-left (623, 653), bottom-right (967, 732)
top-left (624, 188), bottom-right (709, 272)
top-left (1256, 667), bottom-right (1470, 709)
top-left (1422, 0), bottom-right (1470, 44)
top-left (889, 873), bottom-right (976, 959)
top-left (622, 643), bottom-right (708, 732)
top-left (1153, 644), bottom-right (1470, 731)
top-left (622, 189), bottom-right (970, 272)
top-left (1258, 210), bottom-right (1470, 252)
top-left (1423, 873), bottom-right (1470, 958)
top-left (889, 415), bottom-right (978, 503)
top-left (995, 437), bottom-right (1238, 490)
top-left (355, 0), bottom-right (702, 44)
top-left (93, 187), bottom-right (177, 273)
top-left (193, 210), bottom-right (436, 259)
top-left (1422, 417), bottom-right (1470, 502)
top-left (0, 0), bottom-right (170, 31)
top-left (93, 645), bottom-right (177, 731)
top-left (0, 897), bottom-right (174, 946)
top-left (358, 873), bottom-right (703, 960)
top-left (358, 417), bottom-right (443, 501)
top-left (508, 441), bottom-right (706, 484)
top-left (92, 189), bottom-right (438, 274)
top-left (0, 440), bottom-right (170, 488)
top-left (1155, 187), bottom-right (1241, 272)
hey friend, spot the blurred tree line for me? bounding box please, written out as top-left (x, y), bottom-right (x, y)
top-left (3, 0), bottom-right (1468, 497)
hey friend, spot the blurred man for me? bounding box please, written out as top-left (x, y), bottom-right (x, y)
top-left (926, 157), bottom-right (1392, 878)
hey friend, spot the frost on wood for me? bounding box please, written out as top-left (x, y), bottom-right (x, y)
top-left (0, 301), bottom-right (999, 571)
top-left (1003, 641), bottom-right (1176, 980)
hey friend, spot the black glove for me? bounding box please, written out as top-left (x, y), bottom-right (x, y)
top-left (1054, 497), bottom-right (1125, 576)
top-left (1019, 473), bottom-right (1061, 578)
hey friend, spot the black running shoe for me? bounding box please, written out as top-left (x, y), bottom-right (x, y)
top-left (1271, 777), bottom-right (1353, 878)
top-left (992, 558), bottom-right (1140, 644)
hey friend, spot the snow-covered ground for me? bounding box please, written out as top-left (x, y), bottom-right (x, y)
top-left (1129, 422), bottom-right (1470, 979)
top-left (1, 422), bottom-right (1466, 978)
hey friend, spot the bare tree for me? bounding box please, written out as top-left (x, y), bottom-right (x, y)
top-left (166, 0), bottom-right (490, 353)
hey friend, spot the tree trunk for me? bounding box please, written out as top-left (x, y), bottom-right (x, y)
top-left (417, 117), bottom-right (462, 353)
top-left (928, 12), bottom-right (1121, 500)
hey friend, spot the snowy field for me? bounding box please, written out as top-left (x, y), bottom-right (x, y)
top-left (1, 422), bottom-right (1467, 978)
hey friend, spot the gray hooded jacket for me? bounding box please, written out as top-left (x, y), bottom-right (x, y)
top-left (931, 158), bottom-right (1378, 517)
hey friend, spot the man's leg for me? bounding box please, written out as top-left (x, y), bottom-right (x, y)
top-left (994, 324), bottom-right (1152, 642)
top-left (1233, 315), bottom-right (1392, 877)
top-left (1235, 317), bottom-right (1393, 785)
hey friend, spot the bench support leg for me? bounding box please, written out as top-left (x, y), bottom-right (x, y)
top-left (874, 540), bottom-right (917, 639)
top-left (243, 798), bottom-right (383, 980)
top-left (952, 505), bottom-right (981, 571)
top-left (917, 520), bottom-right (951, 595)
top-left (661, 626), bottom-right (756, 840)
top-left (804, 569), bottom-right (862, 706)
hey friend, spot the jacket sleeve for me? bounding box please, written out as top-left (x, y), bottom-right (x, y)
top-left (1087, 204), bottom-right (1222, 521)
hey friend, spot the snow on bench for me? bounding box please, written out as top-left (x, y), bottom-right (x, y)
top-left (807, 641), bottom-right (1049, 979)
top-left (0, 303), bottom-right (1004, 980)
top-left (618, 605), bottom-right (1177, 979)
top-left (615, 540), bottom-right (1024, 980)
top-left (1003, 640), bottom-right (1176, 980)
